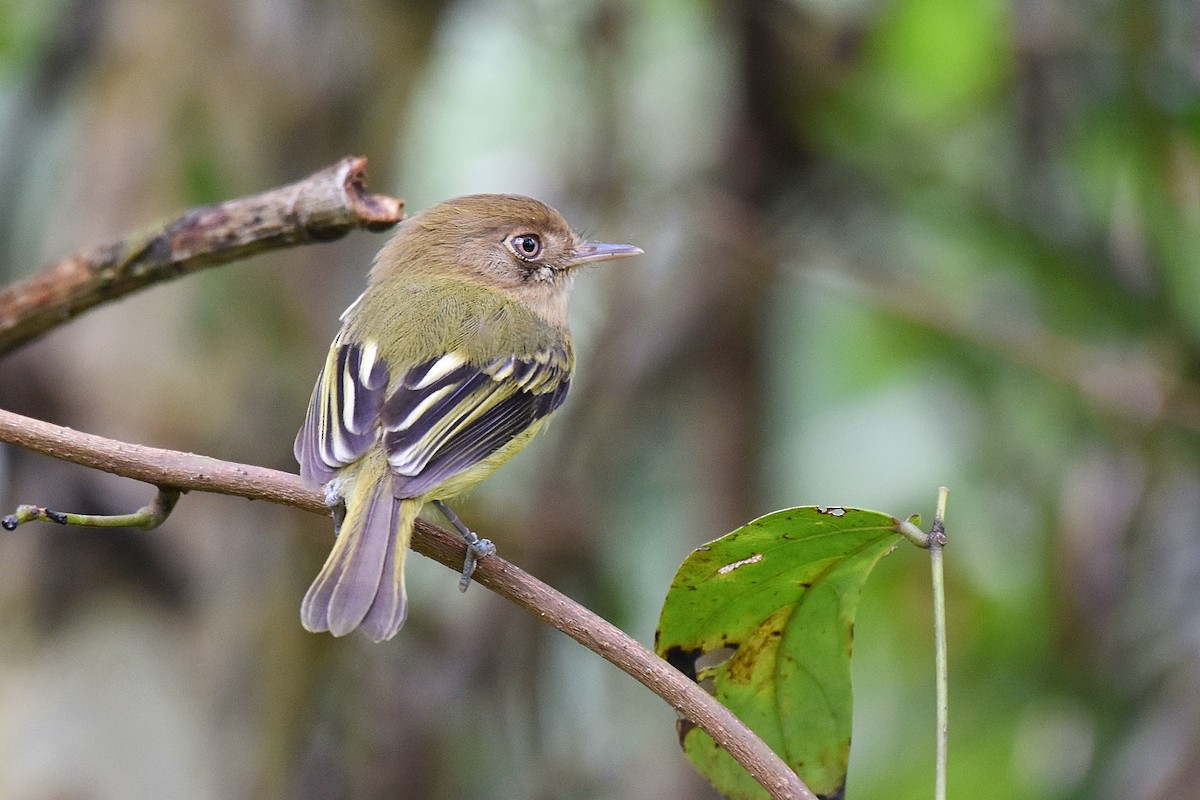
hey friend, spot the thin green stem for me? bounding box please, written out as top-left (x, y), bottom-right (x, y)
top-left (896, 514), bottom-right (931, 548)
top-left (2, 487), bottom-right (180, 531)
top-left (930, 486), bottom-right (949, 800)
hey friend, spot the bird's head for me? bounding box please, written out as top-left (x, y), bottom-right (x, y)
top-left (376, 194), bottom-right (641, 325)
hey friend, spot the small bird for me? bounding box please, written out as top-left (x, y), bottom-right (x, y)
top-left (294, 194), bottom-right (641, 641)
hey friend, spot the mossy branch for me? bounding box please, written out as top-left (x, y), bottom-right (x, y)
top-left (0, 156), bottom-right (404, 355)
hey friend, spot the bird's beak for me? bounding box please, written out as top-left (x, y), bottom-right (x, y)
top-left (568, 241), bottom-right (643, 266)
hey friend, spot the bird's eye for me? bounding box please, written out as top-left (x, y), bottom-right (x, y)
top-left (507, 233), bottom-right (543, 261)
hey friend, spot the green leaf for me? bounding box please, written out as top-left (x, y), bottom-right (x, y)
top-left (655, 506), bottom-right (905, 799)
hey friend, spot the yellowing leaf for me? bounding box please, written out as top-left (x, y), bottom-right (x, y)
top-left (655, 507), bottom-right (904, 799)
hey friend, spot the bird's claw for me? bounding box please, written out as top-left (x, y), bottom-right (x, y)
top-left (459, 536), bottom-right (496, 591)
top-left (431, 500), bottom-right (497, 592)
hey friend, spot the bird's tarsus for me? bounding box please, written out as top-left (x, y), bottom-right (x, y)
top-left (433, 499), bottom-right (495, 591)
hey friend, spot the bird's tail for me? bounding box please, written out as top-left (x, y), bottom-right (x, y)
top-left (300, 457), bottom-right (417, 642)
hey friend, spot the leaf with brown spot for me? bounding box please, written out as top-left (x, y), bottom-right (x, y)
top-left (655, 507), bottom-right (904, 799)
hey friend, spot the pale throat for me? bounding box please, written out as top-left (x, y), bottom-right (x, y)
top-left (510, 273), bottom-right (574, 329)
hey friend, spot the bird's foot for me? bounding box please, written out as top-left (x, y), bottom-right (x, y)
top-left (432, 500), bottom-right (496, 591)
top-left (459, 535), bottom-right (496, 591)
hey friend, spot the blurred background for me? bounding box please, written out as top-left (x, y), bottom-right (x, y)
top-left (0, 0), bottom-right (1197, 798)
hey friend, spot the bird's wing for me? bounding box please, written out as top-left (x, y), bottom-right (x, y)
top-left (295, 335), bottom-right (571, 497)
top-left (380, 346), bottom-right (571, 497)
top-left (294, 332), bottom-right (391, 486)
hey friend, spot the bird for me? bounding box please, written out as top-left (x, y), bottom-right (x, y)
top-left (294, 193), bottom-right (641, 641)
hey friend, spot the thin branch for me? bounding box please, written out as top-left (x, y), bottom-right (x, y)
top-left (3, 486), bottom-right (180, 530)
top-left (0, 156), bottom-right (404, 355)
top-left (930, 487), bottom-right (949, 800)
top-left (0, 407), bottom-right (814, 800)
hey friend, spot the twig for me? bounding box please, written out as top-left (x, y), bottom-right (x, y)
top-left (930, 487), bottom-right (949, 800)
top-left (2, 486), bottom-right (180, 530)
top-left (0, 156), bottom-right (404, 355)
top-left (0, 406), bottom-right (813, 800)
